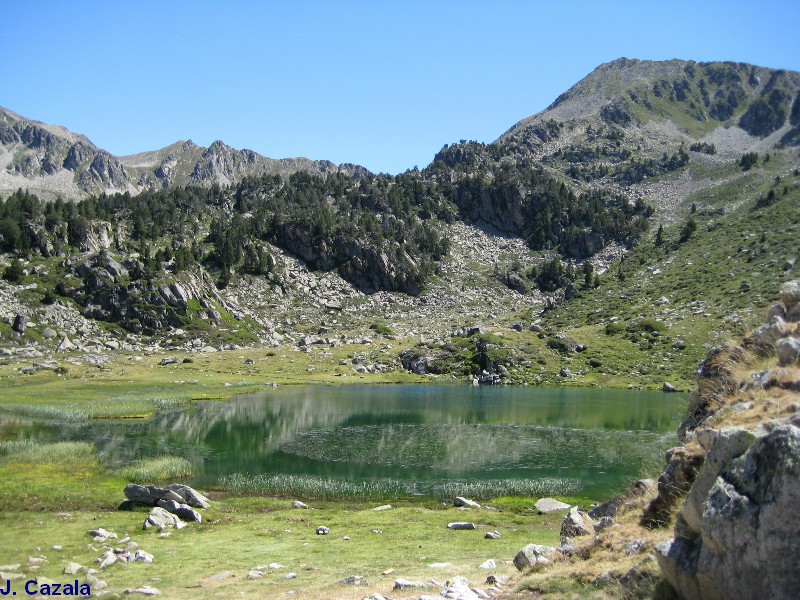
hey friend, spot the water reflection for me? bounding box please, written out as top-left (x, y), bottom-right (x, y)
top-left (0, 385), bottom-right (683, 497)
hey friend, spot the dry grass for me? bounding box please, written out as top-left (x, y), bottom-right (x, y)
top-left (505, 484), bottom-right (679, 599)
top-left (681, 327), bottom-right (800, 432)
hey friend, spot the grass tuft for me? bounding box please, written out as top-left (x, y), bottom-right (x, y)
top-left (220, 473), bottom-right (413, 500)
top-left (117, 456), bottom-right (194, 483)
top-left (439, 478), bottom-right (581, 501)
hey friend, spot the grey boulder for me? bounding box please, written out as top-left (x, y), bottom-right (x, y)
top-left (143, 506), bottom-right (186, 531)
top-left (124, 484), bottom-right (184, 506)
top-left (157, 498), bottom-right (202, 523)
top-left (657, 425), bottom-right (800, 600)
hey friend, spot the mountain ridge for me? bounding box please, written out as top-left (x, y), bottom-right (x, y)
top-left (0, 105), bottom-right (371, 200)
top-left (2, 58), bottom-right (799, 202)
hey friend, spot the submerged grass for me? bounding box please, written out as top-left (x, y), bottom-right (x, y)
top-left (439, 478), bottom-right (581, 501)
top-left (0, 404), bottom-right (91, 421)
top-left (220, 473), bottom-right (583, 501)
top-left (220, 473), bottom-right (414, 500)
top-left (0, 439), bottom-right (95, 463)
top-left (0, 440), bottom-right (121, 511)
top-left (118, 456), bottom-right (194, 483)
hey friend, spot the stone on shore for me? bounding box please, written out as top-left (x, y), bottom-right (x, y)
top-left (535, 498), bottom-right (570, 513)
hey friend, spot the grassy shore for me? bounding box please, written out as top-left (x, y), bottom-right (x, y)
top-left (0, 440), bottom-right (584, 599)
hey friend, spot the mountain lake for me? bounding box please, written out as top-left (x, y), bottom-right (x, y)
top-left (0, 385), bottom-right (685, 500)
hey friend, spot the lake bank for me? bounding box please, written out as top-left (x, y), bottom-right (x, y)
top-left (0, 341), bottom-right (691, 422)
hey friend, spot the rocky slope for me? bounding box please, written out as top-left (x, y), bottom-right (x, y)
top-left (0, 107), bottom-right (369, 200)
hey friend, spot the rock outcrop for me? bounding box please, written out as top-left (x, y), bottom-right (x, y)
top-left (654, 280), bottom-right (800, 599)
top-left (559, 506), bottom-right (594, 546)
top-left (656, 424), bottom-right (800, 600)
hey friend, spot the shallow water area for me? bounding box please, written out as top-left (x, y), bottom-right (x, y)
top-left (0, 385), bottom-right (684, 499)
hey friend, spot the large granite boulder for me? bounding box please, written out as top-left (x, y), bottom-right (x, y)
top-left (744, 315), bottom-right (791, 355)
top-left (165, 483), bottom-right (211, 509)
top-left (657, 424), bottom-right (800, 600)
top-left (513, 544), bottom-right (558, 571)
top-left (124, 484), bottom-right (184, 506)
top-left (123, 483), bottom-right (209, 509)
top-left (157, 498), bottom-right (202, 523)
top-left (560, 506), bottom-right (594, 546)
top-left (143, 506), bottom-right (186, 531)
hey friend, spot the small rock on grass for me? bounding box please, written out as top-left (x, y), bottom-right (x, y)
top-left (0, 565), bottom-right (21, 572)
top-left (316, 526), bottom-right (330, 535)
top-left (97, 551), bottom-right (117, 569)
top-left (63, 562), bottom-right (84, 575)
top-left (447, 522), bottom-right (476, 530)
top-left (291, 500), bottom-right (309, 509)
top-left (534, 498), bottom-right (570, 513)
top-left (125, 586), bottom-right (161, 596)
top-left (88, 528), bottom-right (118, 540)
top-left (454, 497), bottom-right (481, 509)
top-left (133, 550), bottom-right (154, 564)
top-left (393, 578), bottom-right (426, 590)
top-left (206, 571), bottom-right (236, 582)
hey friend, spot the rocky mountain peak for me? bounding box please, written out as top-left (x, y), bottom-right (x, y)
top-left (0, 110), bottom-right (371, 200)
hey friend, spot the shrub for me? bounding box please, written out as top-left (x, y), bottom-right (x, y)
top-left (369, 323), bottom-right (395, 337)
top-left (739, 152), bottom-right (758, 171)
top-left (679, 218), bottom-right (697, 242)
top-left (626, 318), bottom-right (667, 333)
top-left (2, 260), bottom-right (23, 282)
top-left (605, 321), bottom-right (626, 335)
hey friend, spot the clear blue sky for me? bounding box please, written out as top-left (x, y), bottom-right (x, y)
top-left (2, 1), bottom-right (799, 174)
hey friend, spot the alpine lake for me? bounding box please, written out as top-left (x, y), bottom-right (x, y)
top-left (1, 385), bottom-right (685, 501)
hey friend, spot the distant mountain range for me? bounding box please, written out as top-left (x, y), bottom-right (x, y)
top-left (0, 107), bottom-right (370, 200)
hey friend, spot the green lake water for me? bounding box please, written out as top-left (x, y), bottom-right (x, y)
top-left (0, 385), bottom-right (684, 499)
